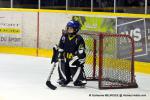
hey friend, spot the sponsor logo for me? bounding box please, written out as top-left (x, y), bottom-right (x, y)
top-left (120, 28), bottom-right (141, 42)
top-left (0, 28), bottom-right (21, 34)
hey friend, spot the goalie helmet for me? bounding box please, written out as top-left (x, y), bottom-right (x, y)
top-left (66, 20), bottom-right (81, 35)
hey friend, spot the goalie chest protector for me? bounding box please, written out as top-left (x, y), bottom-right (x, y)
top-left (59, 34), bottom-right (85, 56)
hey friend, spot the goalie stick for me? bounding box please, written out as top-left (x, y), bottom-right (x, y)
top-left (46, 45), bottom-right (58, 90)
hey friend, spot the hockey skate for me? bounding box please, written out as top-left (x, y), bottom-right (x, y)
top-left (73, 80), bottom-right (87, 88)
top-left (57, 79), bottom-right (70, 87)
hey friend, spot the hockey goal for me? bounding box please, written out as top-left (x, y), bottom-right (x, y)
top-left (79, 31), bottom-right (138, 89)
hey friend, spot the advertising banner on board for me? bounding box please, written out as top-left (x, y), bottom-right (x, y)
top-left (0, 12), bottom-right (22, 46)
top-left (145, 18), bottom-right (150, 52)
top-left (72, 16), bottom-right (116, 33)
top-left (117, 18), bottom-right (147, 58)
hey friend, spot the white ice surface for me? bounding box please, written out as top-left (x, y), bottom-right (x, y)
top-left (0, 54), bottom-right (150, 100)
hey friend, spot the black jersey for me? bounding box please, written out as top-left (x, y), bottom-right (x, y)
top-left (58, 34), bottom-right (85, 59)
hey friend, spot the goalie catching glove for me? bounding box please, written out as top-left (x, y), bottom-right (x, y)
top-left (69, 49), bottom-right (86, 67)
top-left (69, 56), bottom-right (85, 67)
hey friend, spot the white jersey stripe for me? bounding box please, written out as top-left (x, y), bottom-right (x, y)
top-left (58, 61), bottom-right (67, 80)
top-left (72, 67), bottom-right (81, 82)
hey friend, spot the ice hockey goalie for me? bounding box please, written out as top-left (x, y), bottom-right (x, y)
top-left (57, 20), bottom-right (87, 87)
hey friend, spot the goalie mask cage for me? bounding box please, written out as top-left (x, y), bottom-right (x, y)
top-left (80, 32), bottom-right (138, 89)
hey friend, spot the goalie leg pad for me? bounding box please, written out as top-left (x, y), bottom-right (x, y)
top-left (58, 60), bottom-right (71, 86)
top-left (70, 67), bottom-right (87, 86)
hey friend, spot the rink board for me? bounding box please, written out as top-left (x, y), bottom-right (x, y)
top-left (0, 8), bottom-right (150, 74)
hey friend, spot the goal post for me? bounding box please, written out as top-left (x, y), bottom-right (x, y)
top-left (79, 31), bottom-right (138, 89)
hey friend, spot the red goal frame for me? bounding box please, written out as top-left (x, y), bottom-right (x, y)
top-left (80, 32), bottom-right (138, 89)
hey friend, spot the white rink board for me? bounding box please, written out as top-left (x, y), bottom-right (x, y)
top-left (0, 10), bottom-right (116, 49)
top-left (0, 11), bottom-right (37, 48)
top-left (39, 12), bottom-right (71, 49)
